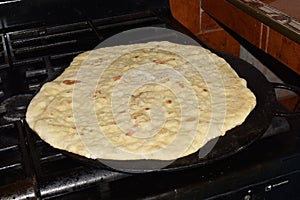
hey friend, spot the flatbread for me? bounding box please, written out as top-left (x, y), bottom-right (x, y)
top-left (26, 41), bottom-right (256, 160)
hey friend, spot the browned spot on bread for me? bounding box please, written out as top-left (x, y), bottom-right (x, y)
top-left (166, 100), bottom-right (172, 104)
top-left (178, 82), bottom-right (185, 88)
top-left (133, 113), bottom-right (143, 119)
top-left (186, 117), bottom-right (196, 122)
top-left (63, 80), bottom-right (81, 85)
top-left (113, 75), bottom-right (121, 81)
top-left (144, 107), bottom-right (150, 110)
top-left (203, 89), bottom-right (208, 92)
top-left (158, 129), bottom-right (167, 134)
top-left (92, 90), bottom-right (102, 99)
top-left (125, 131), bottom-right (133, 136)
top-left (153, 60), bottom-right (166, 64)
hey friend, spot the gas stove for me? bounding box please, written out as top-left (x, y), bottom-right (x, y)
top-left (0, 0), bottom-right (299, 199)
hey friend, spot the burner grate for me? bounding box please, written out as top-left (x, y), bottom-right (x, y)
top-left (13, 58), bottom-right (49, 94)
top-left (0, 1), bottom-right (87, 32)
top-left (24, 125), bottom-right (129, 198)
top-left (92, 11), bottom-right (164, 38)
top-left (7, 22), bottom-right (100, 62)
top-left (1, 14), bottom-right (165, 96)
top-left (2, 22), bottom-right (101, 95)
top-left (0, 122), bottom-right (33, 187)
top-left (0, 66), bottom-right (10, 102)
top-left (0, 34), bottom-right (9, 68)
top-left (0, 35), bottom-right (9, 101)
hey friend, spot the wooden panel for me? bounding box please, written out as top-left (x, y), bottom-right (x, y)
top-left (201, 11), bottom-right (221, 32)
top-left (202, 0), bottom-right (262, 46)
top-left (260, 24), bottom-right (269, 51)
top-left (267, 29), bottom-right (300, 74)
top-left (170, 0), bottom-right (200, 34)
top-left (202, 0), bottom-right (300, 75)
top-left (198, 29), bottom-right (240, 56)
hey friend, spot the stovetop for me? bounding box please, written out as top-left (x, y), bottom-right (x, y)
top-left (0, 115), bottom-right (299, 199)
top-left (0, 0), bottom-right (299, 199)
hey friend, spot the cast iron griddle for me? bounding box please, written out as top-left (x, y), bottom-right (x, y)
top-left (62, 49), bottom-right (275, 173)
top-left (56, 27), bottom-right (278, 173)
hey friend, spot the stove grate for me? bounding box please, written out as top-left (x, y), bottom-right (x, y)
top-left (93, 11), bottom-right (164, 38)
top-left (7, 21), bottom-right (100, 62)
top-left (0, 35), bottom-right (9, 68)
top-left (0, 121), bottom-right (37, 198)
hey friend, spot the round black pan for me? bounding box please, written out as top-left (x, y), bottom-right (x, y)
top-left (62, 50), bottom-right (278, 173)
top-left (31, 27), bottom-right (299, 173)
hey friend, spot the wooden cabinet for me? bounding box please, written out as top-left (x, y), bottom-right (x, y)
top-left (170, 0), bottom-right (300, 75)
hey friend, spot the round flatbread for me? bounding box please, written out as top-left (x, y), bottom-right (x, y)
top-left (26, 41), bottom-right (256, 160)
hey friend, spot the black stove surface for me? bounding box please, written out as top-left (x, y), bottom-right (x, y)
top-left (0, 115), bottom-right (299, 199)
top-left (0, 0), bottom-right (299, 199)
